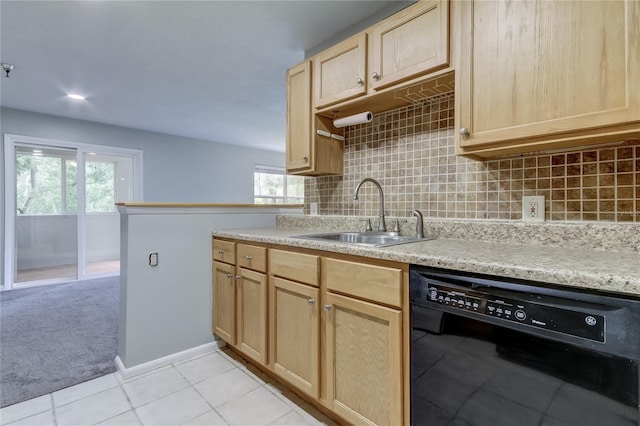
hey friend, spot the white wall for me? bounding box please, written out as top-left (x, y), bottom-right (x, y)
top-left (1, 107), bottom-right (286, 285)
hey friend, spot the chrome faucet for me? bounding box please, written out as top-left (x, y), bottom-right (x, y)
top-left (353, 178), bottom-right (386, 232)
top-left (412, 209), bottom-right (424, 238)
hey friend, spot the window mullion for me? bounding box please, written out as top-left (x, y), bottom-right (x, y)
top-left (61, 157), bottom-right (67, 214)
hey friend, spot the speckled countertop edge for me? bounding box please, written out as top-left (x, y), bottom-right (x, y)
top-left (212, 227), bottom-right (640, 297)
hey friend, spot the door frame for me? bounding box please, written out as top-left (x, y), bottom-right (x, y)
top-left (3, 133), bottom-right (143, 289)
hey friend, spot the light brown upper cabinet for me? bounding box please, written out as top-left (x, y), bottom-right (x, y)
top-left (314, 33), bottom-right (368, 109)
top-left (286, 61), bottom-right (313, 171)
top-left (313, 1), bottom-right (450, 110)
top-left (368, 0), bottom-right (449, 91)
top-left (286, 60), bottom-right (343, 176)
top-left (455, 0), bottom-right (640, 158)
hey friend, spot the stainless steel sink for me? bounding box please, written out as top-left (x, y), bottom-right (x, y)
top-left (291, 231), bottom-right (435, 247)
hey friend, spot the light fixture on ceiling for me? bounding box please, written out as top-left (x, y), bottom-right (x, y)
top-left (2, 63), bottom-right (15, 78)
top-left (67, 93), bottom-right (86, 100)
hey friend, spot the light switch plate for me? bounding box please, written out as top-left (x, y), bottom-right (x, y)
top-left (522, 196), bottom-right (545, 222)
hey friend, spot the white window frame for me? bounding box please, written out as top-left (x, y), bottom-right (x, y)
top-left (253, 165), bottom-right (304, 204)
top-left (3, 134), bottom-right (143, 289)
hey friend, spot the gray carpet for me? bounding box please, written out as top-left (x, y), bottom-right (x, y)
top-left (0, 276), bottom-right (119, 407)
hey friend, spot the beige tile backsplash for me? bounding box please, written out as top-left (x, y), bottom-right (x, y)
top-left (305, 93), bottom-right (640, 222)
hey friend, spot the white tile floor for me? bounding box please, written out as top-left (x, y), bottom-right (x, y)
top-left (0, 348), bottom-right (339, 426)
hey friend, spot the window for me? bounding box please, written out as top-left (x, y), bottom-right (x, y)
top-left (253, 165), bottom-right (304, 204)
top-left (15, 147), bottom-right (77, 215)
top-left (15, 147), bottom-right (118, 215)
top-left (85, 160), bottom-right (116, 213)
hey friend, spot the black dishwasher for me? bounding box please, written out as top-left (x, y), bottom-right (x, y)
top-left (410, 266), bottom-right (640, 426)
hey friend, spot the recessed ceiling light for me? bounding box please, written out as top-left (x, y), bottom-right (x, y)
top-left (67, 93), bottom-right (86, 100)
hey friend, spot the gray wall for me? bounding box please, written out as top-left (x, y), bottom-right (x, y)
top-left (118, 206), bottom-right (302, 369)
top-left (1, 107), bottom-right (285, 285)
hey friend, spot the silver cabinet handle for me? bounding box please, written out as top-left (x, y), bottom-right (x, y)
top-left (307, 298), bottom-right (315, 305)
top-left (459, 127), bottom-right (469, 136)
top-left (302, 155), bottom-right (309, 162)
top-left (371, 72), bottom-right (380, 80)
top-left (226, 273), bottom-right (233, 279)
top-left (235, 275), bottom-right (241, 280)
top-left (245, 255), bottom-right (252, 260)
top-left (218, 249), bottom-right (225, 254)
top-left (356, 77), bottom-right (364, 85)
top-left (323, 304), bottom-right (332, 311)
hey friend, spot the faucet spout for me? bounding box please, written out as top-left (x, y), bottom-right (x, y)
top-left (353, 178), bottom-right (386, 232)
top-left (412, 209), bottom-right (424, 238)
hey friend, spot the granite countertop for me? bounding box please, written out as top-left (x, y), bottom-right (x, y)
top-left (212, 227), bottom-right (640, 297)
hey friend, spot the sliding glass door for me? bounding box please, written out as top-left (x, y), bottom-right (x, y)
top-left (4, 134), bottom-right (142, 289)
top-left (14, 145), bottom-right (79, 283)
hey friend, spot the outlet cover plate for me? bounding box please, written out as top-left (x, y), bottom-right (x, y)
top-left (522, 196), bottom-right (545, 222)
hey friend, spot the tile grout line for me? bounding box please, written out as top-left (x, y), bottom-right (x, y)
top-left (50, 394), bottom-right (57, 426)
top-left (171, 352), bottom-right (230, 426)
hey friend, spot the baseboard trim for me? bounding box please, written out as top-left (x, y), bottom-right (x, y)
top-left (115, 340), bottom-right (226, 380)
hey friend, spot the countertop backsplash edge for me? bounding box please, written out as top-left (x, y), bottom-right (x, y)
top-left (276, 215), bottom-right (640, 253)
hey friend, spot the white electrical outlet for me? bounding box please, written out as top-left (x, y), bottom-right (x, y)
top-left (522, 196), bottom-right (545, 222)
top-left (310, 202), bottom-right (319, 216)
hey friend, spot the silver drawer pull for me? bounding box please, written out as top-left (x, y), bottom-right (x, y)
top-left (245, 256), bottom-right (252, 260)
top-left (226, 273), bottom-right (233, 279)
top-left (323, 304), bottom-right (332, 311)
top-left (218, 249), bottom-right (224, 254)
top-left (307, 298), bottom-right (315, 305)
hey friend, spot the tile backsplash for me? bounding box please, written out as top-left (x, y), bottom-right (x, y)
top-left (305, 94), bottom-right (640, 222)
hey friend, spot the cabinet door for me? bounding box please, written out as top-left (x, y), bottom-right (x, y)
top-left (237, 268), bottom-right (267, 364)
top-left (314, 33), bottom-right (367, 108)
top-left (270, 277), bottom-right (320, 399)
top-left (212, 261), bottom-right (236, 345)
top-left (286, 60), bottom-right (313, 172)
top-left (456, 0), bottom-right (640, 155)
top-left (324, 292), bottom-right (402, 426)
top-left (369, 0), bottom-right (449, 91)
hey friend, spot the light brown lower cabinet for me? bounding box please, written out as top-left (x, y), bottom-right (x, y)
top-left (214, 240), bottom-right (405, 426)
top-left (236, 267), bottom-right (268, 364)
top-left (324, 291), bottom-right (403, 426)
top-left (212, 240), bottom-right (268, 365)
top-left (269, 276), bottom-right (320, 399)
top-left (212, 260), bottom-right (236, 344)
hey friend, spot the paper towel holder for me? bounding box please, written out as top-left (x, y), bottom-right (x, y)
top-left (333, 111), bottom-right (373, 128)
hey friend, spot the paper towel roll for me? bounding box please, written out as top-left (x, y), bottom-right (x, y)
top-left (333, 111), bottom-right (373, 128)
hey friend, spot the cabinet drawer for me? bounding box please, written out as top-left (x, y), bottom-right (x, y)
top-left (323, 258), bottom-right (402, 307)
top-left (237, 244), bottom-right (267, 272)
top-left (269, 249), bottom-right (319, 286)
top-left (213, 239), bottom-right (236, 264)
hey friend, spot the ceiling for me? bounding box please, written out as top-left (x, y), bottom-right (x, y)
top-left (0, 1), bottom-right (412, 152)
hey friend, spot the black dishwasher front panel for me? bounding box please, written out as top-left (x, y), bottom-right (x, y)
top-left (410, 266), bottom-right (640, 426)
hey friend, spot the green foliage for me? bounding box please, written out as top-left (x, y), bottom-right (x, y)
top-left (15, 152), bottom-right (115, 215)
top-left (86, 161), bottom-right (115, 213)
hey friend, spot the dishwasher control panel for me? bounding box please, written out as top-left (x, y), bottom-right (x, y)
top-left (425, 283), bottom-right (605, 342)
